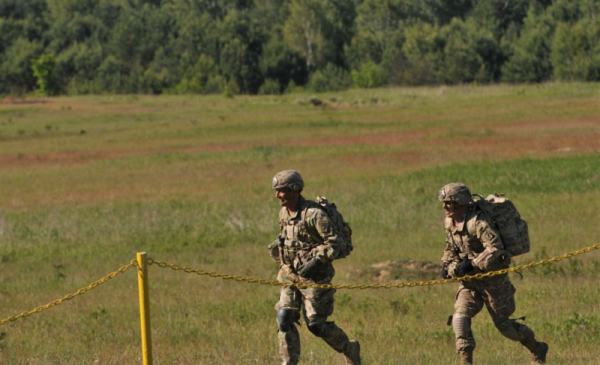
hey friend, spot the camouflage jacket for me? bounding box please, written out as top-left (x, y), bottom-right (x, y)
top-left (441, 207), bottom-right (510, 278)
top-left (270, 196), bottom-right (345, 273)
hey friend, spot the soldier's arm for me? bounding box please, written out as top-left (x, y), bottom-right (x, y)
top-left (471, 217), bottom-right (506, 271)
top-left (442, 232), bottom-right (460, 277)
top-left (306, 208), bottom-right (343, 262)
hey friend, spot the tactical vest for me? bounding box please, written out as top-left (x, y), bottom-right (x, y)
top-left (446, 210), bottom-right (485, 261)
top-left (279, 200), bottom-right (323, 267)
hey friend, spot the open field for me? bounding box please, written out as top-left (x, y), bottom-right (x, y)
top-left (0, 83), bottom-right (599, 364)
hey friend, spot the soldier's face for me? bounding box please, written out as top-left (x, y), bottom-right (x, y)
top-left (442, 201), bottom-right (467, 221)
top-left (275, 188), bottom-right (300, 209)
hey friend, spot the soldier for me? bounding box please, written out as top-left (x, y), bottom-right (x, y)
top-left (268, 170), bottom-right (361, 365)
top-left (438, 182), bottom-right (549, 364)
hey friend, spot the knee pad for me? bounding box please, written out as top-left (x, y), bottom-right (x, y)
top-left (453, 313), bottom-right (475, 353)
top-left (452, 313), bottom-right (472, 339)
top-left (277, 309), bottom-right (295, 332)
top-left (307, 321), bottom-right (331, 337)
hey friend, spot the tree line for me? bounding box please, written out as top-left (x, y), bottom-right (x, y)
top-left (1, 0), bottom-right (598, 96)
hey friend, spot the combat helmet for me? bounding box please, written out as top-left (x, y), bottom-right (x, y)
top-left (438, 182), bottom-right (473, 205)
top-left (272, 170), bottom-right (304, 192)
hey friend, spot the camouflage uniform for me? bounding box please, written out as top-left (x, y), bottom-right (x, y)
top-left (269, 170), bottom-right (359, 365)
top-left (440, 182), bottom-right (548, 364)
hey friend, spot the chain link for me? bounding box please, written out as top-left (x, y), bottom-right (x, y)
top-left (1, 243), bottom-right (598, 326)
top-left (148, 243), bottom-right (600, 290)
top-left (0, 260), bottom-right (137, 326)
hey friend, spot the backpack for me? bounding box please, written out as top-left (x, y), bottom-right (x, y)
top-left (471, 193), bottom-right (530, 257)
top-left (315, 196), bottom-right (353, 259)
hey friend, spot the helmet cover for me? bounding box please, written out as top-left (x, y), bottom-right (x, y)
top-left (272, 170), bottom-right (304, 192)
top-left (438, 182), bottom-right (472, 205)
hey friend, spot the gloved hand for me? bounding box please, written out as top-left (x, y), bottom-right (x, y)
top-left (455, 260), bottom-right (474, 277)
top-left (268, 238), bottom-right (282, 263)
top-left (297, 258), bottom-right (323, 279)
top-left (441, 266), bottom-right (450, 279)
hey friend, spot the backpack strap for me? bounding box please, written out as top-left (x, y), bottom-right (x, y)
top-left (466, 210), bottom-right (479, 237)
top-left (299, 201), bottom-right (325, 244)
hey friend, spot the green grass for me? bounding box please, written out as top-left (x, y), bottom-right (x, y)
top-left (0, 83), bottom-right (599, 364)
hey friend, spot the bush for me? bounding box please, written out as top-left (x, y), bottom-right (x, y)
top-left (258, 78), bottom-right (282, 95)
top-left (352, 61), bottom-right (383, 88)
top-left (31, 54), bottom-right (59, 96)
top-left (223, 78), bottom-right (239, 98)
top-left (307, 63), bottom-right (352, 92)
top-left (284, 80), bottom-right (304, 94)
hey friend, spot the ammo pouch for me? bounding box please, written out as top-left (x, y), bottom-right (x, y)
top-left (281, 243), bottom-right (312, 269)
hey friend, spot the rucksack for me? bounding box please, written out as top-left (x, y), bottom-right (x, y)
top-left (315, 196), bottom-right (353, 259)
top-left (470, 193), bottom-right (530, 257)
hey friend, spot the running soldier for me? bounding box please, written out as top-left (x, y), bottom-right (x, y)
top-left (439, 183), bottom-right (548, 365)
top-left (268, 170), bottom-right (360, 365)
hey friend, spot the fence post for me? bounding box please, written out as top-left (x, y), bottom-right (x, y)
top-left (137, 252), bottom-right (153, 365)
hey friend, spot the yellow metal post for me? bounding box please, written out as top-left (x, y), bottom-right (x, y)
top-left (137, 252), bottom-right (153, 365)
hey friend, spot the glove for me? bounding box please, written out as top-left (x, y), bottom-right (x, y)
top-left (268, 238), bottom-right (282, 263)
top-left (455, 260), bottom-right (474, 277)
top-left (297, 258), bottom-right (323, 279)
top-left (441, 266), bottom-right (450, 279)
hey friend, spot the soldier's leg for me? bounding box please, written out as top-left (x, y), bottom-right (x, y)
top-left (275, 286), bottom-right (302, 365)
top-left (453, 285), bottom-right (484, 364)
top-left (302, 287), bottom-right (361, 364)
top-left (484, 277), bottom-right (548, 364)
top-left (303, 287), bottom-right (348, 351)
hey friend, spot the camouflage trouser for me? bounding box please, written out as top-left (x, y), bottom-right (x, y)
top-left (275, 267), bottom-right (350, 365)
top-left (452, 275), bottom-right (535, 353)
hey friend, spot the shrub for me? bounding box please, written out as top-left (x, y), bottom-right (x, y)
top-left (352, 61), bottom-right (383, 88)
top-left (31, 54), bottom-right (59, 96)
top-left (258, 78), bottom-right (282, 95)
top-left (307, 63), bottom-right (352, 92)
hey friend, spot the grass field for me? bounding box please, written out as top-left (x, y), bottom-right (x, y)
top-left (0, 83), bottom-right (599, 364)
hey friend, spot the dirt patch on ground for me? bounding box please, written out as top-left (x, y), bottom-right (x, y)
top-left (0, 96), bottom-right (50, 104)
top-left (0, 117), bottom-right (597, 170)
top-left (352, 259), bottom-right (443, 283)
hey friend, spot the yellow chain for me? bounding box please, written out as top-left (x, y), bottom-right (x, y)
top-left (2, 243), bottom-right (598, 326)
top-left (0, 260), bottom-right (137, 326)
top-left (148, 243), bottom-right (600, 290)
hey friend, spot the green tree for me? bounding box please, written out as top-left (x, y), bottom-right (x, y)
top-left (0, 37), bottom-right (43, 94)
top-left (31, 53), bottom-right (59, 95)
top-left (551, 20), bottom-right (600, 81)
top-left (501, 3), bottom-right (555, 82)
top-left (218, 9), bottom-right (265, 94)
top-left (347, 0), bottom-right (407, 68)
top-left (283, 0), bottom-right (327, 70)
top-left (0, 0), bottom-right (48, 93)
top-left (172, 54), bottom-right (224, 94)
top-left (260, 37), bottom-right (308, 92)
top-left (441, 17), bottom-right (502, 83)
top-left (401, 21), bottom-right (444, 84)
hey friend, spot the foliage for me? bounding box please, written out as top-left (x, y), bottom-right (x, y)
top-left (501, 3), bottom-right (555, 82)
top-left (351, 61), bottom-right (383, 88)
top-left (31, 53), bottom-right (59, 95)
top-left (307, 63), bottom-right (352, 92)
top-left (551, 19), bottom-right (600, 81)
top-left (258, 78), bottom-right (282, 95)
top-left (1, 0), bottom-right (599, 95)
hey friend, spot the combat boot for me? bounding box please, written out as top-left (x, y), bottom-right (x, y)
top-left (521, 339), bottom-right (548, 364)
top-left (459, 351), bottom-right (473, 365)
top-left (342, 340), bottom-right (361, 365)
